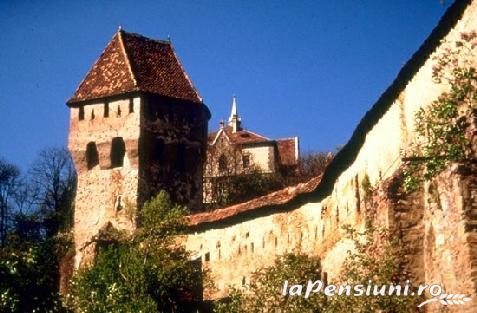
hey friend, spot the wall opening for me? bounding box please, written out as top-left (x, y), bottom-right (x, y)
top-left (117, 105), bottom-right (121, 117)
top-left (104, 102), bottom-right (109, 117)
top-left (86, 142), bottom-right (99, 170)
top-left (204, 252), bottom-right (210, 262)
top-left (129, 98), bottom-right (134, 113)
top-left (111, 137), bottom-right (126, 168)
top-left (115, 195), bottom-right (123, 211)
top-left (91, 109), bottom-right (95, 120)
top-left (79, 106), bottom-right (85, 120)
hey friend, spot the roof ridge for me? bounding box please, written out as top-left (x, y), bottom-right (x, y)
top-left (242, 129), bottom-right (270, 141)
top-left (118, 30), bottom-right (138, 88)
top-left (121, 30), bottom-right (171, 45)
top-left (168, 41), bottom-right (203, 103)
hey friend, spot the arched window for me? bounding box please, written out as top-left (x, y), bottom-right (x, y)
top-left (111, 137), bottom-right (126, 168)
top-left (86, 142), bottom-right (99, 170)
top-left (218, 154), bottom-right (227, 173)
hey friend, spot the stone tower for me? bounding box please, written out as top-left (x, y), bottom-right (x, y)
top-left (67, 29), bottom-right (210, 267)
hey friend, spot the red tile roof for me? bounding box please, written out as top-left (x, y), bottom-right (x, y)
top-left (209, 126), bottom-right (270, 145)
top-left (67, 30), bottom-right (201, 104)
top-left (187, 176), bottom-right (321, 227)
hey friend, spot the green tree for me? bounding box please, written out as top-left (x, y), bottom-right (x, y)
top-left (67, 191), bottom-right (203, 313)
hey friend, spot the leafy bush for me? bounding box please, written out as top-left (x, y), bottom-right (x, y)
top-left (67, 191), bottom-right (203, 313)
top-left (403, 31), bottom-right (477, 192)
top-left (215, 223), bottom-right (419, 313)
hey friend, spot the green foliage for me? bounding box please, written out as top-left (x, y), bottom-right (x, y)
top-left (214, 254), bottom-right (325, 313)
top-left (0, 237), bottom-right (67, 313)
top-left (207, 166), bottom-right (285, 209)
top-left (360, 174), bottom-right (373, 203)
top-left (325, 223), bottom-right (420, 312)
top-left (403, 31), bottom-right (477, 193)
top-left (215, 223), bottom-right (419, 313)
top-left (67, 191), bottom-right (202, 313)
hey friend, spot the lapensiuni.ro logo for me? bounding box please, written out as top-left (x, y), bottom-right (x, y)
top-left (282, 280), bottom-right (472, 308)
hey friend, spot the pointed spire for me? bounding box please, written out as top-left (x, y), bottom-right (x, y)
top-left (228, 95), bottom-right (241, 132)
top-left (229, 95), bottom-right (237, 123)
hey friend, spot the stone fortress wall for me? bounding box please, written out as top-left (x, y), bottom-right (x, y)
top-left (183, 1), bottom-right (477, 311)
top-left (69, 96), bottom-right (141, 268)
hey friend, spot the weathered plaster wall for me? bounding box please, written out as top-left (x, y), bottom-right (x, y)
top-left (69, 97), bottom-right (141, 268)
top-left (242, 144), bottom-right (276, 173)
top-left (183, 2), bottom-right (477, 310)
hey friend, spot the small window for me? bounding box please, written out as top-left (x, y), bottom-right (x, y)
top-left (204, 252), bottom-right (210, 262)
top-left (79, 106), bottom-right (85, 120)
top-left (242, 155), bottom-right (250, 168)
top-left (117, 105), bottom-right (121, 117)
top-left (86, 142), bottom-right (99, 170)
top-left (115, 195), bottom-right (123, 211)
top-left (91, 109), bottom-right (95, 120)
top-left (129, 98), bottom-right (134, 113)
top-left (104, 102), bottom-right (109, 117)
top-left (111, 137), bottom-right (126, 168)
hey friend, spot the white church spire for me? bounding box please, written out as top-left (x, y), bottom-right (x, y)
top-left (228, 95), bottom-right (241, 132)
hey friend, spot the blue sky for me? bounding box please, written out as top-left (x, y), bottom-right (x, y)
top-left (0, 0), bottom-right (452, 170)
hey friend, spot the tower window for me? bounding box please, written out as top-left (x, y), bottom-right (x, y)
top-left (86, 142), bottom-right (99, 170)
top-left (104, 102), bottom-right (109, 117)
top-left (117, 105), bottom-right (121, 117)
top-left (129, 98), bottom-right (134, 113)
top-left (111, 137), bottom-right (126, 168)
top-left (91, 109), bottom-right (95, 120)
top-left (79, 106), bottom-right (85, 120)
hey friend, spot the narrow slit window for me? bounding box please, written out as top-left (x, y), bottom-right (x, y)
top-left (104, 102), bottom-right (109, 117)
top-left (79, 106), bottom-right (85, 120)
top-left (129, 98), bottom-right (134, 113)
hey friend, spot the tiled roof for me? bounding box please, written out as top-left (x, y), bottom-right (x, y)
top-left (276, 138), bottom-right (298, 166)
top-left (209, 126), bottom-right (270, 145)
top-left (187, 176), bottom-right (322, 227)
top-left (67, 30), bottom-right (201, 104)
